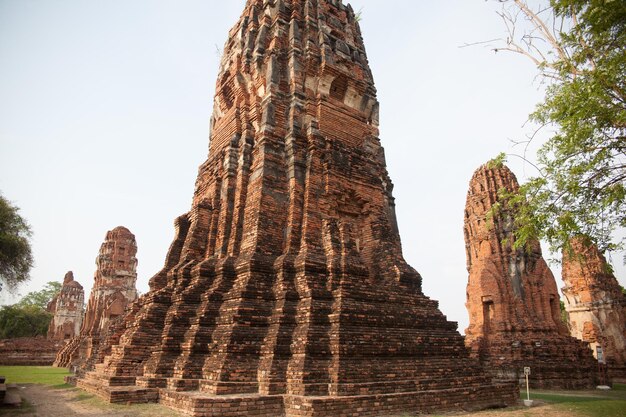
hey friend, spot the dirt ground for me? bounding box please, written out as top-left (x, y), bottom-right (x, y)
top-left (0, 384), bottom-right (184, 417)
top-left (0, 384), bottom-right (593, 417)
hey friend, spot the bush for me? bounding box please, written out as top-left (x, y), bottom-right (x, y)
top-left (0, 304), bottom-right (52, 338)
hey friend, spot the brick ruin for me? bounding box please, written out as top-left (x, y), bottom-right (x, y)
top-left (76, 1), bottom-right (518, 416)
top-left (464, 163), bottom-right (599, 389)
top-left (47, 271), bottom-right (84, 341)
top-left (0, 337), bottom-right (64, 366)
top-left (55, 227), bottom-right (138, 374)
top-left (562, 237), bottom-right (626, 381)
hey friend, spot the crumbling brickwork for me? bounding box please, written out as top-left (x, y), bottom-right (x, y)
top-left (562, 237), bottom-right (626, 381)
top-left (77, 1), bottom-right (518, 415)
top-left (0, 337), bottom-right (64, 366)
top-left (55, 227), bottom-right (138, 374)
top-left (47, 271), bottom-right (84, 341)
top-left (464, 163), bottom-right (599, 388)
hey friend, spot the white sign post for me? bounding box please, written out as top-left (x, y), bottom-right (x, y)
top-left (596, 345), bottom-right (610, 389)
top-left (523, 367), bottom-right (532, 406)
top-left (597, 346), bottom-right (605, 364)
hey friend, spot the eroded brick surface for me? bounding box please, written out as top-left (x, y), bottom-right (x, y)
top-left (464, 164), bottom-right (599, 389)
top-left (0, 337), bottom-right (64, 366)
top-left (47, 271), bottom-right (84, 341)
top-left (55, 227), bottom-right (138, 374)
top-left (78, 1), bottom-right (518, 415)
top-left (562, 237), bottom-right (626, 380)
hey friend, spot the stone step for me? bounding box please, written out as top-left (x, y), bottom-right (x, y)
top-left (77, 377), bottom-right (158, 404)
top-left (2, 390), bottom-right (21, 407)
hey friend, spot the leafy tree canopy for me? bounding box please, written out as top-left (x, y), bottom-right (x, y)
top-left (17, 281), bottom-right (62, 310)
top-left (0, 193), bottom-right (34, 292)
top-left (0, 304), bottom-right (51, 339)
top-left (489, 0), bottom-right (626, 256)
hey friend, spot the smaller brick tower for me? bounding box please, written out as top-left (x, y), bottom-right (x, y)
top-left (47, 271), bottom-right (84, 341)
top-left (562, 237), bottom-right (626, 381)
top-left (464, 163), bottom-right (599, 388)
top-left (55, 227), bottom-right (138, 373)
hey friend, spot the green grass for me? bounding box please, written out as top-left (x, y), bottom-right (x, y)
top-left (0, 366), bottom-right (70, 386)
top-left (523, 384), bottom-right (626, 417)
top-left (552, 398), bottom-right (626, 417)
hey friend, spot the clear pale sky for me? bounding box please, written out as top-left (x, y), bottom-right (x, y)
top-left (1, 0), bottom-right (624, 333)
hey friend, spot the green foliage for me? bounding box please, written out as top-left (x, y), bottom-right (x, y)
top-left (487, 152), bottom-right (507, 169)
top-left (355, 7), bottom-right (363, 22)
top-left (527, 385), bottom-right (626, 417)
top-left (17, 281), bottom-right (62, 310)
top-left (0, 193), bottom-right (33, 292)
top-left (0, 304), bottom-right (52, 338)
top-left (492, 1), bottom-right (626, 255)
top-left (559, 300), bottom-right (569, 325)
top-left (0, 281), bottom-right (60, 338)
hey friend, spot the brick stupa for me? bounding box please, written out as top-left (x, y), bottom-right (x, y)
top-left (464, 163), bottom-right (598, 388)
top-left (55, 227), bottom-right (138, 374)
top-left (562, 237), bottom-right (626, 381)
top-left (47, 271), bottom-right (84, 341)
top-left (77, 1), bottom-right (517, 415)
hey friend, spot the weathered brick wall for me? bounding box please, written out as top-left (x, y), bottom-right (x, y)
top-left (0, 337), bottom-right (64, 366)
top-left (464, 163), bottom-right (599, 388)
top-left (47, 271), bottom-right (84, 341)
top-left (55, 227), bottom-right (138, 371)
top-left (562, 237), bottom-right (626, 381)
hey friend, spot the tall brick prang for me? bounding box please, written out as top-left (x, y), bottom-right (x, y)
top-left (55, 227), bottom-right (138, 373)
top-left (47, 271), bottom-right (84, 341)
top-left (77, 1), bottom-right (518, 415)
top-left (464, 163), bottom-right (599, 388)
top-left (562, 237), bottom-right (626, 381)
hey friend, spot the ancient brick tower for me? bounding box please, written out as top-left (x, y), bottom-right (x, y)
top-left (77, 1), bottom-right (517, 415)
top-left (562, 237), bottom-right (626, 381)
top-left (464, 163), bottom-right (599, 388)
top-left (47, 271), bottom-right (84, 341)
top-left (55, 227), bottom-right (138, 372)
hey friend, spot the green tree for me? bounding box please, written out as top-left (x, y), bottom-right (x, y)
top-left (17, 281), bottom-right (62, 310)
top-left (0, 193), bottom-right (34, 292)
top-left (489, 0), bottom-right (626, 254)
top-left (559, 300), bottom-right (570, 326)
top-left (0, 304), bottom-right (52, 338)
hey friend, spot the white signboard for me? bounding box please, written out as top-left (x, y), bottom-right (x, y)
top-left (597, 346), bottom-right (606, 364)
top-left (524, 367), bottom-right (531, 376)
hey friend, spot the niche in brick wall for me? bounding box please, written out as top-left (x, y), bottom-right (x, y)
top-left (329, 75), bottom-right (348, 101)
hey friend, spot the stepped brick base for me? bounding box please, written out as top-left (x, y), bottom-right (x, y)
top-left (77, 376), bottom-right (158, 404)
top-left (79, 381), bottom-right (517, 417)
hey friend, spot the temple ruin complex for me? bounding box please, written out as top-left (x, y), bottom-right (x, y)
top-left (47, 271), bottom-right (84, 341)
top-left (75, 1), bottom-right (518, 415)
top-left (562, 237), bottom-right (626, 381)
top-left (464, 163), bottom-right (599, 388)
top-left (55, 227), bottom-right (138, 374)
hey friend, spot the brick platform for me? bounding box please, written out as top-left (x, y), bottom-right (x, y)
top-left (0, 337), bottom-right (64, 366)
